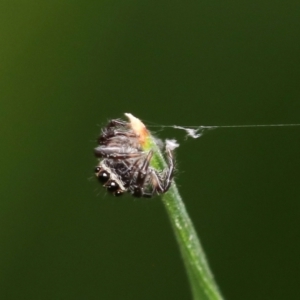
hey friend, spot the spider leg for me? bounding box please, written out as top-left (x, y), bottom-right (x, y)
top-left (94, 146), bottom-right (142, 158)
top-left (130, 151), bottom-right (153, 197)
top-left (106, 119), bottom-right (128, 128)
top-left (135, 151), bottom-right (153, 184)
top-left (148, 170), bottom-right (165, 194)
top-left (111, 131), bottom-right (137, 138)
top-left (98, 131), bottom-right (138, 144)
top-left (147, 147), bottom-right (175, 196)
top-left (162, 148), bottom-right (175, 191)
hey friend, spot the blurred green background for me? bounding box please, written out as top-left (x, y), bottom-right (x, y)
top-left (1, 1), bottom-right (300, 299)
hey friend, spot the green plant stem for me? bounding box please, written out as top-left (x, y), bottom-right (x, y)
top-left (148, 137), bottom-right (224, 300)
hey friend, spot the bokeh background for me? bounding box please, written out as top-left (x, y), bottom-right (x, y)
top-left (1, 1), bottom-right (300, 299)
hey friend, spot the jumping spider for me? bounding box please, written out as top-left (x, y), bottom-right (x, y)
top-left (94, 118), bottom-right (175, 198)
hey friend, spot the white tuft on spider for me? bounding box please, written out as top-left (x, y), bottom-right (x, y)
top-left (94, 117), bottom-right (175, 198)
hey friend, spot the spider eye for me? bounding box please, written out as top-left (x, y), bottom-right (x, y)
top-left (97, 171), bottom-right (110, 183)
top-left (106, 181), bottom-right (119, 192)
top-left (94, 166), bottom-right (101, 173)
top-left (114, 190), bottom-right (123, 197)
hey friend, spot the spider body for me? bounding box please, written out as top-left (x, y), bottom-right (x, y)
top-left (94, 118), bottom-right (175, 198)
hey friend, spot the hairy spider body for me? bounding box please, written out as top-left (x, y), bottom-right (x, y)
top-left (94, 117), bottom-right (175, 198)
top-left (97, 119), bottom-right (142, 150)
